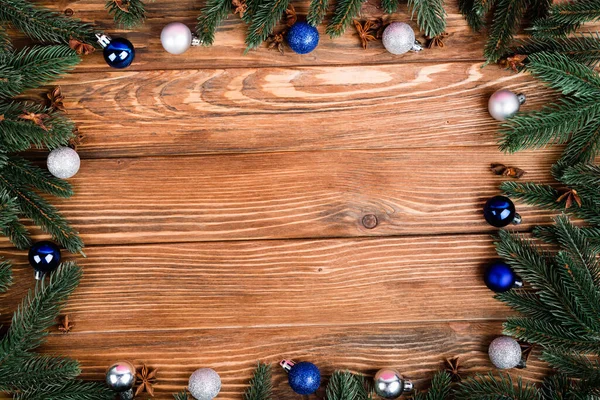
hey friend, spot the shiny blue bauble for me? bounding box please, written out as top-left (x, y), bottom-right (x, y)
top-left (484, 261), bottom-right (519, 293)
top-left (288, 362), bottom-right (321, 395)
top-left (28, 241), bottom-right (61, 279)
top-left (103, 37), bottom-right (135, 69)
top-left (483, 195), bottom-right (516, 227)
top-left (286, 22), bottom-right (319, 54)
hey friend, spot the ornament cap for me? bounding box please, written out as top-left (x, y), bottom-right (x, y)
top-left (280, 359), bottom-right (295, 373)
top-left (191, 34), bottom-right (202, 47)
top-left (34, 270), bottom-right (44, 280)
top-left (513, 278), bottom-right (524, 289)
top-left (512, 212), bottom-right (522, 225)
top-left (517, 93), bottom-right (526, 105)
top-left (96, 33), bottom-right (112, 48)
top-left (402, 379), bottom-right (414, 392)
top-left (411, 40), bottom-right (423, 52)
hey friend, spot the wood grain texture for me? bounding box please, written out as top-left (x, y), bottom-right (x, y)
top-left (0, 235), bottom-right (512, 331)
top-left (37, 322), bottom-right (549, 399)
top-left (55, 63), bottom-right (556, 158)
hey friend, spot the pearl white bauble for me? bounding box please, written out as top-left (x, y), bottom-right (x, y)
top-left (47, 147), bottom-right (80, 179)
top-left (105, 361), bottom-right (136, 392)
top-left (188, 368), bottom-right (221, 400)
top-left (382, 22), bottom-right (416, 55)
top-left (488, 89), bottom-right (525, 121)
top-left (161, 22), bottom-right (193, 55)
top-left (488, 336), bottom-right (522, 369)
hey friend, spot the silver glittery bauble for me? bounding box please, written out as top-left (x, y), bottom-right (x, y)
top-left (161, 22), bottom-right (193, 54)
top-left (374, 368), bottom-right (414, 399)
top-left (382, 22), bottom-right (420, 55)
top-left (489, 336), bottom-right (522, 369)
top-left (188, 368), bottom-right (221, 400)
top-left (106, 361), bottom-right (136, 399)
top-left (488, 89), bottom-right (526, 121)
top-left (47, 146), bottom-right (80, 179)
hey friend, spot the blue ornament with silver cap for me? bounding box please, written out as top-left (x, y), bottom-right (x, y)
top-left (97, 33), bottom-right (135, 69)
top-left (280, 359), bottom-right (321, 395)
top-left (483, 195), bottom-right (522, 228)
top-left (28, 241), bottom-right (61, 280)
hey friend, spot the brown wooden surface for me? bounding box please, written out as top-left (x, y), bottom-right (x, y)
top-left (0, 0), bottom-right (565, 398)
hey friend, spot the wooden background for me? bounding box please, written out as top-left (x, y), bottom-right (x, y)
top-left (0, 0), bottom-right (568, 398)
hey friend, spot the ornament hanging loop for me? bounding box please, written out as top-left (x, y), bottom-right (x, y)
top-left (512, 213), bottom-right (522, 225)
top-left (280, 359), bottom-right (295, 372)
top-left (411, 40), bottom-right (423, 52)
top-left (96, 33), bottom-right (112, 48)
top-left (517, 93), bottom-right (526, 105)
top-left (191, 34), bottom-right (202, 47)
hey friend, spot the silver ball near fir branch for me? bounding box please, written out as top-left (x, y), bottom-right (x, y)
top-left (382, 22), bottom-right (423, 55)
top-left (374, 368), bottom-right (414, 399)
top-left (47, 146), bottom-right (80, 179)
top-left (106, 361), bottom-right (136, 399)
top-left (488, 336), bottom-right (522, 369)
top-left (188, 368), bottom-right (221, 400)
top-left (488, 89), bottom-right (526, 121)
top-left (161, 22), bottom-right (193, 54)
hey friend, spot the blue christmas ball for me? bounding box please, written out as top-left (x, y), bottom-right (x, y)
top-left (483, 195), bottom-right (517, 227)
top-left (28, 241), bottom-right (61, 279)
top-left (103, 37), bottom-right (135, 69)
top-left (484, 261), bottom-right (521, 292)
top-left (288, 362), bottom-right (321, 395)
top-left (286, 22), bottom-right (319, 54)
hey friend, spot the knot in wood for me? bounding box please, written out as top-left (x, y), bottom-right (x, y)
top-left (362, 214), bottom-right (378, 229)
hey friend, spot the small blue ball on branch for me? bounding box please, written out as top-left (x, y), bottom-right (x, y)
top-left (280, 359), bottom-right (321, 395)
top-left (286, 22), bottom-right (319, 54)
top-left (484, 261), bottom-right (522, 293)
top-left (483, 195), bottom-right (521, 228)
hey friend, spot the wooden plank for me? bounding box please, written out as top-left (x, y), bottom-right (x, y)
top-left (51, 63), bottom-right (555, 158)
top-left (29, 0), bottom-right (489, 71)
top-left (0, 146), bottom-right (562, 247)
top-left (37, 322), bottom-right (549, 399)
top-left (1, 234), bottom-right (512, 331)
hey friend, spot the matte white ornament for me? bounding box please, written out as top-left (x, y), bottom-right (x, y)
top-left (382, 22), bottom-right (423, 55)
top-left (160, 22), bottom-right (200, 54)
top-left (47, 147), bottom-right (80, 179)
top-left (488, 336), bottom-right (523, 369)
top-left (488, 89), bottom-right (526, 121)
top-left (188, 368), bottom-right (221, 400)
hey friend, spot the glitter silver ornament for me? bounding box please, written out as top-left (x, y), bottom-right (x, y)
top-left (106, 361), bottom-right (136, 400)
top-left (47, 146), bottom-right (80, 179)
top-left (382, 22), bottom-right (423, 55)
top-left (188, 368), bottom-right (221, 400)
top-left (488, 89), bottom-right (526, 121)
top-left (161, 22), bottom-right (202, 54)
top-left (488, 336), bottom-right (523, 369)
top-left (374, 368), bottom-right (414, 399)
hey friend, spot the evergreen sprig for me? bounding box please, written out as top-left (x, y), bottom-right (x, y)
top-left (326, 0), bottom-right (364, 38)
top-left (532, 0), bottom-right (600, 38)
top-left (244, 0), bottom-right (290, 51)
top-left (173, 390), bottom-right (189, 400)
top-left (515, 33), bottom-right (600, 67)
top-left (455, 372), bottom-right (539, 400)
top-left (484, 0), bottom-right (528, 63)
top-left (411, 370), bottom-right (451, 400)
top-left (0, 258), bottom-right (12, 293)
top-left (196, 0), bottom-right (232, 46)
top-left (308, 0), bottom-right (331, 26)
top-left (325, 371), bottom-right (373, 400)
top-left (0, 0), bottom-right (96, 45)
top-left (243, 362), bottom-right (272, 400)
top-left (105, 0), bottom-right (149, 29)
top-left (408, 0), bottom-right (447, 38)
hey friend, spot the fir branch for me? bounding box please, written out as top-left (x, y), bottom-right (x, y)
top-left (0, 259), bottom-right (12, 293)
top-left (459, 0), bottom-right (492, 32)
top-left (326, 0), bottom-right (365, 38)
top-left (0, 262), bottom-right (81, 362)
top-left (0, 25), bottom-right (12, 54)
top-left (455, 372), bottom-right (539, 400)
top-left (13, 379), bottom-right (114, 400)
top-left (0, 354), bottom-right (81, 392)
top-left (560, 122), bottom-right (600, 165)
top-left (173, 390), bottom-right (189, 400)
top-left (308, 0), bottom-right (331, 26)
top-left (0, 0), bottom-right (96, 45)
top-left (411, 370), bottom-right (451, 400)
top-left (532, 0), bottom-right (600, 38)
top-left (515, 33), bottom-right (600, 67)
top-left (381, 0), bottom-right (400, 14)
top-left (196, 0), bottom-right (232, 46)
top-left (0, 65), bottom-right (22, 100)
top-left (408, 0), bottom-right (447, 38)
top-left (0, 189), bottom-right (29, 250)
top-left (541, 350), bottom-right (600, 383)
top-left (5, 155), bottom-right (73, 198)
top-left (534, 225), bottom-right (600, 252)
top-left (0, 178), bottom-right (84, 254)
top-left (540, 374), bottom-right (595, 400)
top-left (243, 362), bottom-right (272, 400)
top-left (243, 0), bottom-right (262, 23)
top-left (0, 46), bottom-right (80, 100)
top-left (495, 289), bottom-right (556, 322)
top-left (245, 0), bottom-right (291, 51)
top-left (1, 217), bottom-right (31, 250)
top-left (325, 371), bottom-right (363, 400)
top-left (484, 0), bottom-right (527, 63)
top-left (105, 0), bottom-right (148, 29)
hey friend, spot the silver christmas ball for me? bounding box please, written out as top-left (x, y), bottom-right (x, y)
top-left (47, 146), bottom-right (80, 179)
top-left (382, 22), bottom-right (420, 55)
top-left (489, 336), bottom-right (522, 369)
top-left (374, 368), bottom-right (414, 399)
top-left (488, 89), bottom-right (526, 121)
top-left (106, 361), bottom-right (136, 393)
top-left (161, 22), bottom-right (193, 54)
top-left (188, 368), bottom-right (221, 400)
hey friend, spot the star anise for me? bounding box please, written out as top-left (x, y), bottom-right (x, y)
top-left (490, 163), bottom-right (526, 179)
top-left (557, 188), bottom-right (582, 209)
top-left (232, 0), bottom-right (247, 17)
top-left (499, 54), bottom-right (527, 73)
top-left (47, 87), bottom-right (65, 112)
top-left (69, 38), bottom-right (95, 55)
top-left (136, 364), bottom-right (158, 397)
top-left (19, 111), bottom-right (50, 131)
top-left (57, 315), bottom-right (73, 333)
top-left (266, 31), bottom-right (286, 54)
top-left (285, 4), bottom-right (297, 27)
top-left (113, 0), bottom-right (130, 12)
top-left (427, 32), bottom-right (449, 48)
top-left (353, 20), bottom-right (377, 49)
top-left (444, 356), bottom-right (462, 381)
top-left (69, 127), bottom-right (85, 150)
